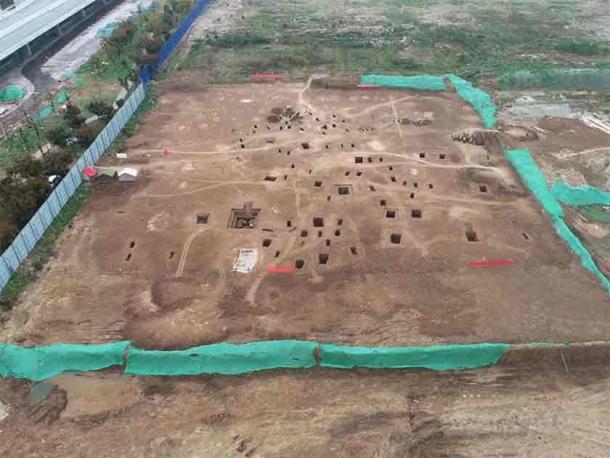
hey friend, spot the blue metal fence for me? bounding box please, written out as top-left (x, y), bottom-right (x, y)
top-left (0, 83), bottom-right (147, 292)
top-left (140, 0), bottom-right (209, 83)
top-left (0, 0), bottom-right (209, 294)
top-left (0, 0), bottom-right (210, 294)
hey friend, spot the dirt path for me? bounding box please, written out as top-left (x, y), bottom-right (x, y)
top-left (175, 228), bottom-right (206, 278)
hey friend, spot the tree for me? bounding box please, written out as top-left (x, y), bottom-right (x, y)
top-left (139, 35), bottom-right (164, 55)
top-left (75, 125), bottom-right (97, 148)
top-left (64, 103), bottom-right (85, 128)
top-left (0, 175), bottom-right (50, 228)
top-left (46, 125), bottom-right (73, 147)
top-left (0, 219), bottom-right (19, 253)
top-left (103, 19), bottom-right (137, 57)
top-left (135, 51), bottom-right (157, 66)
top-left (7, 154), bottom-right (44, 179)
top-left (42, 149), bottom-right (73, 176)
top-left (87, 99), bottom-right (115, 121)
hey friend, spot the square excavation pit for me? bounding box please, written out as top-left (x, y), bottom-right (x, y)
top-left (336, 184), bottom-right (352, 195)
top-left (228, 202), bottom-right (261, 228)
top-left (14, 79), bottom-right (610, 353)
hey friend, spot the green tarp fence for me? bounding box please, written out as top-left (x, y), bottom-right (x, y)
top-left (506, 149), bottom-right (610, 293)
top-left (360, 74), bottom-right (447, 91)
top-left (0, 341), bottom-right (129, 382)
top-left (446, 73), bottom-right (497, 128)
top-left (505, 150), bottom-right (564, 218)
top-left (0, 85), bottom-right (26, 102)
top-left (551, 181), bottom-right (610, 207)
top-left (125, 340), bottom-right (318, 376)
top-left (0, 340), bottom-right (511, 381)
top-left (319, 343), bottom-right (510, 371)
top-left (360, 73), bottom-right (497, 128)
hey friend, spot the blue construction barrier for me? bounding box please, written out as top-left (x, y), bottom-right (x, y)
top-left (140, 0), bottom-right (209, 83)
top-left (1, 0), bottom-right (211, 295)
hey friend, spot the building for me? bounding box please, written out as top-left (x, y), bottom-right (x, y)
top-left (0, 0), bottom-right (119, 76)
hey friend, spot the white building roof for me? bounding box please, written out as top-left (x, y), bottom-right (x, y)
top-left (118, 167), bottom-right (138, 177)
top-left (0, 0), bottom-right (97, 62)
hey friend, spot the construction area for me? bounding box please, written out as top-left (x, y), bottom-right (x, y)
top-left (3, 76), bottom-right (609, 347)
top-left (1, 0), bottom-right (610, 456)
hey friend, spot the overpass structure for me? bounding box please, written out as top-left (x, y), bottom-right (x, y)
top-left (0, 0), bottom-right (119, 76)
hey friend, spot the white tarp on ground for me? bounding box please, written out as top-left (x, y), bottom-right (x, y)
top-left (233, 249), bottom-right (257, 273)
top-left (118, 167), bottom-right (138, 181)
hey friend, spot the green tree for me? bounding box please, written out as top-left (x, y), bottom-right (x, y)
top-left (87, 99), bottom-right (115, 121)
top-left (103, 19), bottom-right (137, 57)
top-left (64, 103), bottom-right (85, 128)
top-left (0, 175), bottom-right (50, 228)
top-left (42, 149), bottom-right (73, 176)
top-left (139, 35), bottom-right (164, 55)
top-left (46, 125), bottom-right (73, 147)
top-left (75, 125), bottom-right (97, 148)
top-left (7, 154), bottom-right (44, 179)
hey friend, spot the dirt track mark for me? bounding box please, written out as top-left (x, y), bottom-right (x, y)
top-left (298, 75), bottom-right (315, 113)
top-left (390, 96), bottom-right (404, 139)
top-left (139, 180), bottom-right (265, 198)
top-left (175, 229), bottom-right (206, 278)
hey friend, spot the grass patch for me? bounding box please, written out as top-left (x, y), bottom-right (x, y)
top-left (0, 187), bottom-right (90, 310)
top-left (180, 0), bottom-right (610, 83)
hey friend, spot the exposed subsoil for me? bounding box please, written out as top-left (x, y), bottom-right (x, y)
top-left (2, 73), bottom-right (609, 349)
top-left (2, 349), bottom-right (610, 457)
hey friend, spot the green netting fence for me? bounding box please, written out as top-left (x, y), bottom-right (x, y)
top-left (0, 340), bottom-right (511, 381)
top-left (551, 181), bottom-right (610, 207)
top-left (126, 340), bottom-right (318, 376)
top-left (506, 149), bottom-right (610, 294)
top-left (501, 69), bottom-right (610, 90)
top-left (319, 343), bottom-right (509, 371)
top-left (0, 341), bottom-right (130, 382)
top-left (0, 85), bottom-right (26, 102)
top-left (360, 73), bottom-right (497, 128)
top-left (446, 73), bottom-right (497, 128)
top-left (360, 74), bottom-right (446, 91)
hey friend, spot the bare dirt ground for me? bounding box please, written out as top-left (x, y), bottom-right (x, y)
top-left (2, 349), bottom-right (610, 457)
top-left (2, 73), bottom-right (609, 349)
top-left (503, 116), bottom-right (610, 278)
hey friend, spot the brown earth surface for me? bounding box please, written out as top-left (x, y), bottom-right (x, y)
top-left (2, 346), bottom-right (610, 457)
top-left (2, 73), bottom-right (609, 349)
